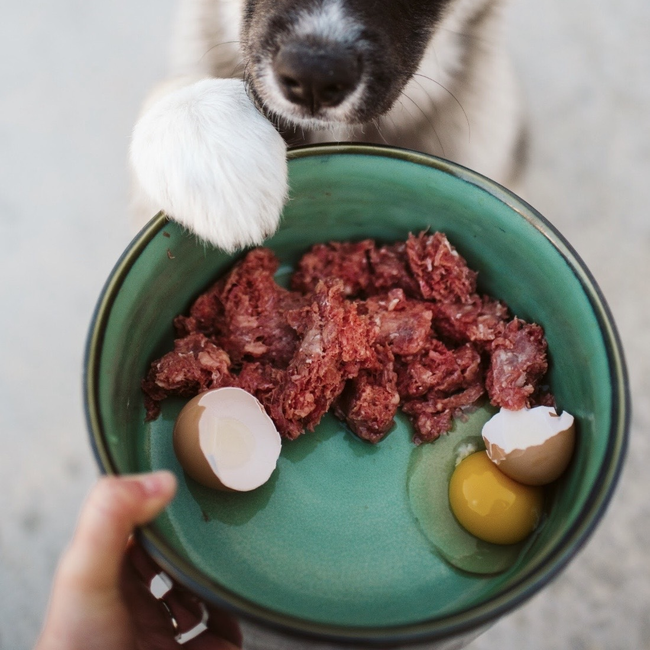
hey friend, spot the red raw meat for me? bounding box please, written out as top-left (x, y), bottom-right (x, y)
top-left (333, 344), bottom-right (400, 443)
top-left (486, 318), bottom-right (548, 410)
top-left (291, 240), bottom-right (374, 297)
top-left (360, 288), bottom-right (433, 356)
top-left (142, 233), bottom-right (553, 445)
top-left (262, 281), bottom-right (377, 439)
top-left (405, 232), bottom-right (477, 303)
top-left (141, 333), bottom-right (232, 420)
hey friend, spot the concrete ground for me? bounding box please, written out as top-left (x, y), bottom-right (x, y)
top-left (1, 1), bottom-right (648, 649)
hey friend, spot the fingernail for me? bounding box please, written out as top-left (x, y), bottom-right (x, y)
top-left (139, 471), bottom-right (177, 498)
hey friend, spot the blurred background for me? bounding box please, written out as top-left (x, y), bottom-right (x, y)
top-left (1, 0), bottom-right (648, 648)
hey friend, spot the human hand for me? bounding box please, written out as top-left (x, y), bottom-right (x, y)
top-left (35, 472), bottom-right (242, 650)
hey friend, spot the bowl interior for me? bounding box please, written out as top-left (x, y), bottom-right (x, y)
top-left (86, 146), bottom-right (627, 638)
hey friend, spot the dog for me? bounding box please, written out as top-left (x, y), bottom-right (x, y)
top-left (131, 0), bottom-right (526, 248)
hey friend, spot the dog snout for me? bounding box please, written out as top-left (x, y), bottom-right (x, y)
top-left (273, 42), bottom-right (362, 112)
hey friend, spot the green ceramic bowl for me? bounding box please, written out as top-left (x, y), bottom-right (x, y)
top-left (85, 144), bottom-right (629, 648)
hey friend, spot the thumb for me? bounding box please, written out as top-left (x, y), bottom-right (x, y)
top-left (57, 471), bottom-right (177, 597)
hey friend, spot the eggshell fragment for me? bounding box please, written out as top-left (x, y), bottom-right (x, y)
top-left (173, 387), bottom-right (282, 491)
top-left (482, 406), bottom-right (575, 485)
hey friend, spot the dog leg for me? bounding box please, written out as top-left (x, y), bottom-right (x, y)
top-left (129, 74), bottom-right (206, 231)
top-left (130, 76), bottom-right (288, 252)
top-left (129, 0), bottom-right (249, 240)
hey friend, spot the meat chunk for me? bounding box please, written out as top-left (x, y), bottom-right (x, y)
top-left (333, 345), bottom-right (400, 443)
top-left (292, 239), bottom-right (424, 299)
top-left (398, 339), bottom-right (484, 444)
top-left (396, 340), bottom-right (482, 399)
top-left (367, 241), bottom-right (420, 297)
top-left (486, 318), bottom-right (548, 410)
top-left (234, 361), bottom-right (284, 402)
top-left (176, 248), bottom-right (304, 366)
top-left (431, 295), bottom-right (509, 347)
top-left (402, 383), bottom-right (486, 444)
top-left (141, 333), bottom-right (232, 420)
top-left (261, 281), bottom-right (377, 439)
top-left (405, 232), bottom-right (477, 303)
top-left (359, 289), bottom-right (433, 356)
top-left (174, 248), bottom-right (281, 338)
top-left (291, 240), bottom-right (374, 297)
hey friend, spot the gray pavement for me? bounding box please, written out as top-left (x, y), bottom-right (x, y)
top-left (1, 1), bottom-right (649, 649)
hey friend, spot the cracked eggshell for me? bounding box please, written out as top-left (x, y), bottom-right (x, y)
top-left (173, 387), bottom-right (282, 491)
top-left (482, 406), bottom-right (576, 486)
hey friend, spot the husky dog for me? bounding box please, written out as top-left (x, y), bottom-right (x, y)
top-left (132, 0), bottom-right (525, 247)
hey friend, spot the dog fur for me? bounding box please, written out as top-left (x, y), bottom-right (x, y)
top-left (132, 0), bottom-right (525, 240)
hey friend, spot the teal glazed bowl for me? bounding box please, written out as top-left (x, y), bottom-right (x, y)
top-left (85, 144), bottom-right (629, 649)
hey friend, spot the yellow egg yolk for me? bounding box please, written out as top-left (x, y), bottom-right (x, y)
top-left (449, 451), bottom-right (544, 545)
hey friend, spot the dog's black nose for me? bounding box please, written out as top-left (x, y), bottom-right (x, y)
top-left (273, 42), bottom-right (362, 112)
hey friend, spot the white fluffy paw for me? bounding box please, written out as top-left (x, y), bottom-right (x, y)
top-left (130, 78), bottom-right (288, 252)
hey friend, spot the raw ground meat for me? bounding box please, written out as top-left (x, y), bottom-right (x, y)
top-left (291, 240), bottom-right (374, 297)
top-left (431, 295), bottom-right (510, 347)
top-left (395, 340), bottom-right (482, 399)
top-left (359, 289), bottom-right (433, 356)
top-left (142, 232), bottom-right (553, 444)
top-left (368, 241), bottom-right (421, 297)
top-left (397, 340), bottom-right (485, 443)
top-left (333, 344), bottom-right (400, 443)
top-left (141, 333), bottom-right (232, 421)
top-left (259, 280), bottom-right (377, 439)
top-left (405, 232), bottom-right (477, 303)
top-left (402, 383), bottom-right (486, 445)
top-left (486, 318), bottom-right (549, 410)
top-left (175, 248), bottom-right (304, 366)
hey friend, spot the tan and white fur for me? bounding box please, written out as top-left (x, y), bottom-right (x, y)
top-left (131, 0), bottom-right (525, 250)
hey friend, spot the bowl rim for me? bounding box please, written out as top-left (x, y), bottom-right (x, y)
top-left (84, 142), bottom-right (630, 646)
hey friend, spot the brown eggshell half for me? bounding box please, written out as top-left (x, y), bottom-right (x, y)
top-left (172, 394), bottom-right (232, 491)
top-left (486, 422), bottom-right (576, 486)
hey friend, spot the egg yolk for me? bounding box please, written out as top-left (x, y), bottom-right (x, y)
top-left (449, 451), bottom-right (544, 545)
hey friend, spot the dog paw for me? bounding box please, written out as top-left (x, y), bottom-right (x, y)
top-left (130, 78), bottom-right (288, 252)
